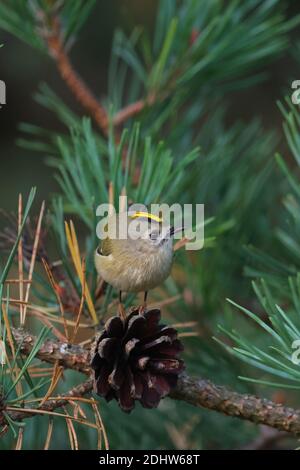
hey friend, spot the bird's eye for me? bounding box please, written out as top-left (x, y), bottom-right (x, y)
top-left (96, 246), bottom-right (103, 255)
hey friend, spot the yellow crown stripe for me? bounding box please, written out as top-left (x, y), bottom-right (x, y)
top-left (130, 211), bottom-right (163, 223)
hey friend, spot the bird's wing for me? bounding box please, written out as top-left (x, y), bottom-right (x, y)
top-left (98, 237), bottom-right (113, 256)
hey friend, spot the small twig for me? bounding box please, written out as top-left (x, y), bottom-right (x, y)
top-left (2, 379), bottom-right (93, 426)
top-left (113, 93), bottom-right (156, 127)
top-left (174, 237), bottom-right (189, 251)
top-left (46, 17), bottom-right (108, 135)
top-left (37, 10), bottom-right (168, 134)
top-left (113, 100), bottom-right (146, 127)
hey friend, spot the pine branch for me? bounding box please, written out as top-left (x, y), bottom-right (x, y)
top-left (11, 327), bottom-right (90, 374)
top-left (9, 328), bottom-right (300, 435)
top-left (113, 93), bottom-right (156, 127)
top-left (46, 17), bottom-right (108, 135)
top-left (45, 17), bottom-right (156, 134)
top-left (170, 376), bottom-right (300, 435)
top-left (113, 99), bottom-right (146, 127)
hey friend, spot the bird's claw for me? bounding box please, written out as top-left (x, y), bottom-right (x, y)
top-left (139, 304), bottom-right (147, 315)
top-left (118, 302), bottom-right (126, 321)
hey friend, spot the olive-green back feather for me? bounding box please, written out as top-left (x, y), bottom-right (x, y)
top-left (100, 237), bottom-right (113, 256)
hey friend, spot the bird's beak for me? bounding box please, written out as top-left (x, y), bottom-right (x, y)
top-left (169, 226), bottom-right (184, 237)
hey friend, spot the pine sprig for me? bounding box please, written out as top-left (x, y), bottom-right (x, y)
top-left (219, 102), bottom-right (300, 389)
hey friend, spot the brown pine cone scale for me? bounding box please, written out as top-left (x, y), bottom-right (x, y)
top-left (91, 308), bottom-right (184, 412)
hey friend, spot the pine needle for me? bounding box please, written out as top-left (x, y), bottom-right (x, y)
top-left (64, 405), bottom-right (78, 450)
top-left (91, 399), bottom-right (109, 450)
top-left (31, 309), bottom-right (68, 343)
top-left (42, 258), bottom-right (69, 341)
top-left (178, 332), bottom-right (199, 338)
top-left (70, 259), bottom-right (86, 343)
top-left (22, 201), bottom-right (45, 326)
top-left (28, 308), bottom-right (90, 330)
top-left (2, 298), bottom-right (29, 305)
top-left (2, 303), bottom-right (16, 359)
top-left (65, 221), bottom-right (98, 324)
top-left (2, 302), bottom-right (22, 396)
top-left (44, 418), bottom-right (54, 450)
top-left (15, 427), bottom-right (24, 450)
top-left (6, 406), bottom-right (99, 429)
top-left (119, 185), bottom-right (127, 211)
top-left (172, 321), bottom-right (198, 328)
top-left (0, 339), bottom-right (5, 366)
top-left (108, 181), bottom-right (114, 214)
top-left (69, 400), bottom-right (87, 420)
top-left (40, 361), bottom-right (63, 407)
top-left (17, 194), bottom-right (24, 326)
top-left (149, 295), bottom-right (181, 309)
top-left (0, 425), bottom-right (9, 438)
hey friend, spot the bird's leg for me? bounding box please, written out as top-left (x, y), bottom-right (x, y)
top-left (118, 291), bottom-right (126, 320)
top-left (139, 291), bottom-right (148, 314)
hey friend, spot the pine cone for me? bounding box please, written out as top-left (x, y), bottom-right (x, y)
top-left (91, 308), bottom-right (184, 412)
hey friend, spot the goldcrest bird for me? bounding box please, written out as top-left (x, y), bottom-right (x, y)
top-left (95, 212), bottom-right (178, 318)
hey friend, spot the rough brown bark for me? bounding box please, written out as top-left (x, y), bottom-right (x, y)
top-left (12, 327), bottom-right (90, 374)
top-left (170, 375), bottom-right (300, 434)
